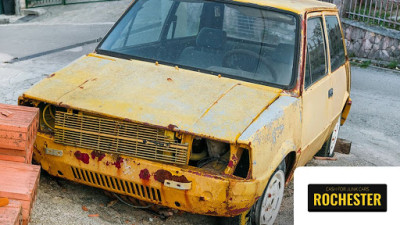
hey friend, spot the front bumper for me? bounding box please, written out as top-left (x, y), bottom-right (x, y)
top-left (34, 133), bottom-right (259, 217)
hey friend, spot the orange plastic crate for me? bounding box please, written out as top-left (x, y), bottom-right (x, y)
top-left (0, 160), bottom-right (40, 225)
top-left (0, 104), bottom-right (39, 164)
top-left (0, 200), bottom-right (23, 225)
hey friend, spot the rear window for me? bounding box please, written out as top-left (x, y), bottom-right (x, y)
top-left (325, 16), bottom-right (346, 72)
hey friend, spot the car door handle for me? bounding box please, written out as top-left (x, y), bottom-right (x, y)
top-left (328, 88), bottom-right (334, 98)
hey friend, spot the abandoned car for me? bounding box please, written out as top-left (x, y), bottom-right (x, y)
top-left (19, 0), bottom-right (352, 224)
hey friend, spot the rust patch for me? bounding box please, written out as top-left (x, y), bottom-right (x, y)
top-left (154, 170), bottom-right (172, 183)
top-left (184, 190), bottom-right (192, 208)
top-left (232, 154), bottom-right (238, 161)
top-left (154, 169), bottom-right (190, 183)
top-left (74, 151), bottom-right (89, 164)
top-left (91, 151), bottom-right (105, 161)
top-left (167, 78), bottom-right (173, 82)
top-left (186, 170), bottom-right (224, 180)
top-left (112, 157), bottom-right (123, 169)
top-left (47, 73), bottom-right (55, 78)
top-left (167, 124), bottom-right (178, 131)
top-left (58, 102), bottom-right (71, 109)
top-left (227, 207), bottom-right (250, 215)
top-left (90, 151), bottom-right (96, 159)
top-left (139, 169), bottom-right (150, 180)
top-left (206, 210), bottom-right (218, 215)
top-left (123, 118), bottom-right (133, 122)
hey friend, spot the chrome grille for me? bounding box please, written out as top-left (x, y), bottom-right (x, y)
top-left (54, 111), bottom-right (188, 165)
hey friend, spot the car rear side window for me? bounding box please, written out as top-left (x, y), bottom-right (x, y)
top-left (305, 17), bottom-right (327, 88)
top-left (325, 16), bottom-right (346, 72)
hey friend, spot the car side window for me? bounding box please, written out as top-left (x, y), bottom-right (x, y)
top-left (325, 16), bottom-right (346, 72)
top-left (305, 17), bottom-right (327, 89)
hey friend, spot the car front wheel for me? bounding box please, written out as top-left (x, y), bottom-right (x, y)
top-left (218, 160), bottom-right (286, 225)
top-left (254, 160), bottom-right (286, 225)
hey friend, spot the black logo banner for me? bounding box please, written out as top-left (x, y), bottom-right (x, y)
top-left (308, 184), bottom-right (387, 212)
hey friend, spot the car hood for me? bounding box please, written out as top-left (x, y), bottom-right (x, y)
top-left (23, 53), bottom-right (282, 143)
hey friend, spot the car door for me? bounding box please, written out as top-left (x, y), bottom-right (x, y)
top-left (298, 12), bottom-right (333, 166)
top-left (324, 13), bottom-right (350, 124)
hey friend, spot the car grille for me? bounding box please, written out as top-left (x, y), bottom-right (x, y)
top-left (54, 111), bottom-right (189, 165)
top-left (71, 166), bottom-right (162, 202)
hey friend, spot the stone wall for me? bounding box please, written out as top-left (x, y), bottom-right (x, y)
top-left (341, 19), bottom-right (400, 62)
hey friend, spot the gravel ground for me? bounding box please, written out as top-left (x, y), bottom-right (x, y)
top-left (30, 171), bottom-right (215, 225)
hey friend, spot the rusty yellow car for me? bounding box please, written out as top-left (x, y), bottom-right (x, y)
top-left (19, 0), bottom-right (352, 224)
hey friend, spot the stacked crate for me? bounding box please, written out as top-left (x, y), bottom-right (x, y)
top-left (0, 200), bottom-right (23, 225)
top-left (0, 104), bottom-right (39, 163)
top-left (0, 104), bottom-right (40, 225)
top-left (0, 161), bottom-right (40, 225)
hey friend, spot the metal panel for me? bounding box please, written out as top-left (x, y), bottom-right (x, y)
top-left (71, 166), bottom-right (162, 202)
top-left (55, 111), bottom-right (189, 165)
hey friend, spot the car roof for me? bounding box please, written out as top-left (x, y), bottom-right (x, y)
top-left (233, 0), bottom-right (337, 14)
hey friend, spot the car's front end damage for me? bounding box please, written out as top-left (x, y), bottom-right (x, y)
top-left (30, 130), bottom-right (255, 216)
top-left (18, 53), bottom-right (290, 217)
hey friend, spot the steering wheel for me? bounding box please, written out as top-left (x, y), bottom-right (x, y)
top-left (222, 49), bottom-right (278, 82)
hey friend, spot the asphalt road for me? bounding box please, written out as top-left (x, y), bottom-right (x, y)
top-left (0, 23), bottom-right (111, 58)
top-left (0, 10), bottom-right (399, 224)
top-left (340, 66), bottom-right (400, 166)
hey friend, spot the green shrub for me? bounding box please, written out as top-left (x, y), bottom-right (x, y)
top-left (387, 61), bottom-right (398, 69)
top-left (360, 60), bottom-right (371, 68)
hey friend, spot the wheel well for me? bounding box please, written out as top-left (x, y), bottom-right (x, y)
top-left (284, 151), bottom-right (296, 182)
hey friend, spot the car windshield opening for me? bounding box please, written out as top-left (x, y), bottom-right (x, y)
top-left (98, 0), bottom-right (298, 87)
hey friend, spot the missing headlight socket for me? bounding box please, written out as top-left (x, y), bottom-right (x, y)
top-left (189, 138), bottom-right (250, 178)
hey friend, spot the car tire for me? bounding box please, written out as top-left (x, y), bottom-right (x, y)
top-left (218, 160), bottom-right (286, 225)
top-left (218, 209), bottom-right (252, 225)
top-left (253, 160), bottom-right (286, 225)
top-left (315, 116), bottom-right (341, 157)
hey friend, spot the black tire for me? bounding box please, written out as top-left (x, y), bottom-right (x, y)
top-left (218, 210), bottom-right (252, 225)
top-left (315, 134), bottom-right (334, 157)
top-left (218, 160), bottom-right (286, 225)
top-left (315, 116), bottom-right (341, 157)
